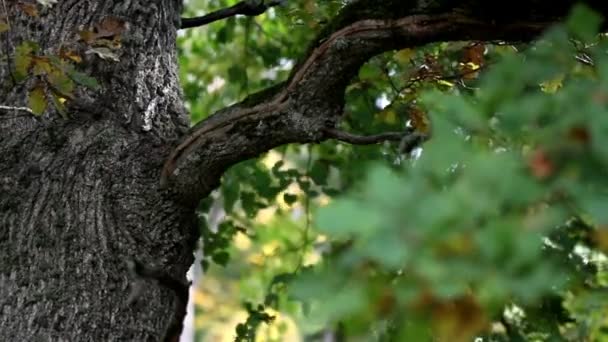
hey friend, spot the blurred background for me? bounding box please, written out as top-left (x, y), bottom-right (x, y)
top-left (177, 1), bottom-right (608, 341)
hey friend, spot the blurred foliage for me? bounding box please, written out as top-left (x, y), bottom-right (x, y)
top-left (178, 1), bottom-right (608, 341)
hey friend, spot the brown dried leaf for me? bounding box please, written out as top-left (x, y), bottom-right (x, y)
top-left (78, 29), bottom-right (97, 44)
top-left (17, 2), bottom-right (39, 17)
top-left (409, 107), bottom-right (430, 134)
top-left (95, 16), bottom-right (127, 39)
top-left (432, 295), bottom-right (488, 342)
top-left (31, 56), bottom-right (52, 75)
top-left (462, 44), bottom-right (485, 66)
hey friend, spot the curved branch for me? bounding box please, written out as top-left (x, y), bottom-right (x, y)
top-left (180, 0), bottom-right (284, 29)
top-left (323, 128), bottom-right (410, 145)
top-left (323, 128), bottom-right (429, 154)
top-left (162, 1), bottom-right (608, 201)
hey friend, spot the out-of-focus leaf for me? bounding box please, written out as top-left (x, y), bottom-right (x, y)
top-left (0, 19), bottom-right (9, 33)
top-left (566, 3), bottom-right (602, 41)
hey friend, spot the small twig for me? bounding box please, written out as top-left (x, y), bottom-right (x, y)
top-left (574, 52), bottom-right (594, 66)
top-left (324, 127), bottom-right (414, 145)
top-left (0, 104), bottom-right (34, 115)
top-left (405, 63), bottom-right (489, 89)
top-left (180, 0), bottom-right (285, 29)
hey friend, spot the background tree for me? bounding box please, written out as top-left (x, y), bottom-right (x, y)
top-left (1, 1), bottom-right (608, 341)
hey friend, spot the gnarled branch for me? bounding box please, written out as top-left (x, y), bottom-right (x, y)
top-left (323, 128), bottom-right (410, 145)
top-left (162, 0), bottom-right (608, 201)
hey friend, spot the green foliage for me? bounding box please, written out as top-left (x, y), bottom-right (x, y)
top-left (235, 302), bottom-right (276, 342)
top-left (180, 3), bottom-right (608, 342)
top-left (4, 5), bottom-right (115, 117)
top-left (10, 40), bottom-right (102, 117)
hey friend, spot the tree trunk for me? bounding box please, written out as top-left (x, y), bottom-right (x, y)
top-left (0, 1), bottom-right (197, 340)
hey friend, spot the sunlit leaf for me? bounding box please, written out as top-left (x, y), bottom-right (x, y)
top-left (394, 48), bottom-right (415, 64)
top-left (14, 41), bottom-right (38, 80)
top-left (28, 85), bottom-right (47, 115)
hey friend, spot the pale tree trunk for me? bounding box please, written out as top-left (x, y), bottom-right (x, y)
top-left (1, 0), bottom-right (606, 341)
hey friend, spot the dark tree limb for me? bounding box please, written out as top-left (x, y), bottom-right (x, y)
top-left (180, 0), bottom-right (284, 29)
top-left (323, 127), bottom-right (429, 155)
top-left (163, 1), bottom-right (608, 201)
top-left (323, 127), bottom-right (411, 145)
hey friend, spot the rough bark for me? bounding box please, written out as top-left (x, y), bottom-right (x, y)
top-left (0, 1), bottom-right (195, 341)
top-left (0, 0), bottom-right (606, 341)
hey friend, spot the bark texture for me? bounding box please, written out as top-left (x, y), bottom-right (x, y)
top-left (0, 1), bottom-right (196, 341)
top-left (0, 0), bottom-right (607, 341)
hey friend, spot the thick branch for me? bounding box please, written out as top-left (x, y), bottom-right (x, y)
top-left (180, 0), bottom-right (284, 29)
top-left (162, 1), bottom-right (608, 201)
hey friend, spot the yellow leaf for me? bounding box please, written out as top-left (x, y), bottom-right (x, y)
top-left (379, 108), bottom-right (398, 124)
top-left (0, 19), bottom-right (9, 33)
top-left (394, 48), bottom-right (415, 64)
top-left (14, 41), bottom-right (36, 80)
top-left (540, 74), bottom-right (564, 93)
top-left (60, 49), bottom-right (82, 63)
top-left (437, 79), bottom-right (454, 87)
top-left (28, 86), bottom-right (47, 115)
top-left (464, 62), bottom-right (480, 70)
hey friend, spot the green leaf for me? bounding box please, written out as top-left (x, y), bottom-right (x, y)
top-left (310, 161), bottom-right (329, 186)
top-left (358, 63), bottom-right (382, 81)
top-left (14, 41), bottom-right (38, 80)
top-left (566, 3), bottom-right (603, 41)
top-left (316, 199), bottom-right (383, 238)
top-left (28, 86), bottom-right (47, 115)
top-left (47, 68), bottom-right (74, 95)
top-left (212, 251), bottom-right (230, 266)
top-left (283, 193), bottom-right (297, 205)
top-left (228, 65), bottom-right (247, 85)
top-left (66, 69), bottom-right (100, 90)
top-left (357, 232), bottom-right (409, 269)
